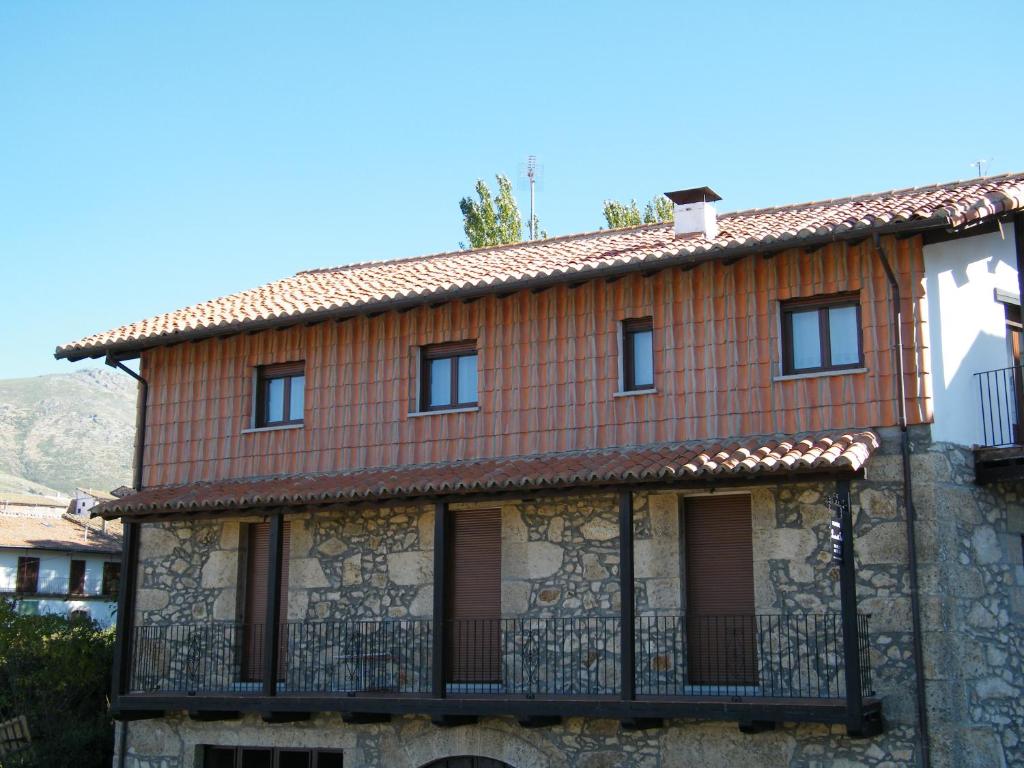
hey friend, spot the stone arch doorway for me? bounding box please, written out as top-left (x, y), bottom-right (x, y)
top-left (418, 759), bottom-right (515, 768)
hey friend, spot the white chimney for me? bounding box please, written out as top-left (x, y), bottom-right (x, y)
top-left (666, 186), bottom-right (722, 239)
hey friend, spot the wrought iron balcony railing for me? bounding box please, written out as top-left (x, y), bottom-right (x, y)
top-left (976, 365), bottom-right (1024, 447)
top-left (0, 577), bottom-right (115, 598)
top-left (127, 612), bottom-right (871, 701)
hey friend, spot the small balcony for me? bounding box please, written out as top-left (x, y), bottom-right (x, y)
top-left (0, 577), bottom-right (116, 600)
top-left (974, 366), bottom-right (1024, 481)
top-left (122, 613), bottom-right (878, 733)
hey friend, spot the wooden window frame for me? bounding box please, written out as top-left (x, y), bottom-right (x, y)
top-left (69, 559), bottom-right (87, 596)
top-left (420, 341), bottom-right (478, 412)
top-left (101, 562), bottom-right (121, 597)
top-left (16, 556), bottom-right (39, 594)
top-left (621, 317), bottom-right (655, 392)
top-left (255, 361), bottom-right (305, 428)
top-left (202, 745), bottom-right (343, 767)
top-left (780, 293), bottom-right (864, 376)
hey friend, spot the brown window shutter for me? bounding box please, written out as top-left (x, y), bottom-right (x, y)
top-left (17, 557), bottom-right (39, 593)
top-left (447, 508), bottom-right (501, 683)
top-left (261, 361), bottom-right (305, 377)
top-left (70, 560), bottom-right (86, 595)
top-left (423, 340), bottom-right (477, 359)
top-left (622, 316), bottom-right (653, 333)
top-left (243, 521), bottom-right (290, 681)
top-left (684, 494), bottom-right (756, 686)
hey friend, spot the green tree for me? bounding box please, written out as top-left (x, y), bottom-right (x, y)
top-left (602, 195), bottom-right (674, 228)
top-left (459, 175), bottom-right (524, 248)
top-left (0, 601), bottom-right (114, 768)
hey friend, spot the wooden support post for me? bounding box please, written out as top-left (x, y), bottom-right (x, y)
top-left (111, 521), bottom-right (140, 699)
top-left (432, 501), bottom-right (448, 699)
top-left (262, 512), bottom-right (285, 698)
top-left (619, 490), bottom-right (636, 702)
top-left (836, 479), bottom-right (865, 735)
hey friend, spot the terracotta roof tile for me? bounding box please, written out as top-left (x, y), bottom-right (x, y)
top-left (93, 431), bottom-right (879, 519)
top-left (56, 173), bottom-right (1024, 360)
top-left (0, 513), bottom-right (123, 553)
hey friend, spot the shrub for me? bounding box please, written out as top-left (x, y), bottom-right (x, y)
top-left (0, 599), bottom-right (114, 768)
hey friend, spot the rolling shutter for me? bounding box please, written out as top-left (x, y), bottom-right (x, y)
top-left (242, 521), bottom-right (290, 681)
top-left (684, 494), bottom-right (756, 686)
top-left (448, 508), bottom-right (501, 683)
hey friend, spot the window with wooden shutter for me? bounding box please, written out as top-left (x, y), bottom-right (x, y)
top-left (421, 341), bottom-right (478, 411)
top-left (684, 494), bottom-right (756, 686)
top-left (255, 361), bottom-right (305, 427)
top-left (69, 559), bottom-right (87, 595)
top-left (101, 562), bottom-right (121, 597)
top-left (622, 317), bottom-right (654, 391)
top-left (241, 521), bottom-right (290, 681)
top-left (16, 557), bottom-right (39, 594)
top-left (447, 508), bottom-right (501, 684)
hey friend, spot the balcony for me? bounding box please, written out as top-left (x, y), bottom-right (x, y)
top-left (121, 613), bottom-right (879, 733)
top-left (974, 365), bottom-right (1024, 482)
top-left (0, 577), bottom-right (117, 600)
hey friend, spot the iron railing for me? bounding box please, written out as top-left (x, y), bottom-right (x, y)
top-left (126, 613), bottom-right (872, 700)
top-left (975, 365), bottom-right (1024, 447)
top-left (0, 577), bottom-right (115, 599)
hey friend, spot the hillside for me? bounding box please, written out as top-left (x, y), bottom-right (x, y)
top-left (0, 368), bottom-right (136, 496)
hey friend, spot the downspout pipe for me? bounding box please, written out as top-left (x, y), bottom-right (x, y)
top-left (104, 356), bottom-right (147, 492)
top-left (104, 356), bottom-right (147, 768)
top-left (873, 233), bottom-right (930, 768)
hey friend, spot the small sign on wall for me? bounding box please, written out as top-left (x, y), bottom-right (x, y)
top-left (825, 491), bottom-right (847, 565)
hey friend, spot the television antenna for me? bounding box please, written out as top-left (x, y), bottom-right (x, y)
top-left (970, 158), bottom-right (992, 178)
top-left (519, 156), bottom-right (543, 240)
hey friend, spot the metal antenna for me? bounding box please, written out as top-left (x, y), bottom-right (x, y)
top-left (526, 155), bottom-right (538, 240)
top-left (971, 158), bottom-right (992, 178)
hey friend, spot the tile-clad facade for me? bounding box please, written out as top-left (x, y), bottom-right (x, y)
top-left (139, 237), bottom-right (928, 487)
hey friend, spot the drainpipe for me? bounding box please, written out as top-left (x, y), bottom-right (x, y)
top-left (104, 356), bottom-right (147, 768)
top-left (873, 234), bottom-right (930, 768)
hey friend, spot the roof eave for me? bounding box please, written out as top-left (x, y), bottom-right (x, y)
top-left (55, 213), bottom-right (964, 363)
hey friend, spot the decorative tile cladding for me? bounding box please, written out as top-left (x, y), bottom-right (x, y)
top-left (138, 237), bottom-right (928, 487)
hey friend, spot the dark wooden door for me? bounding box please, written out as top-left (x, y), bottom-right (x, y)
top-left (447, 508), bottom-right (502, 684)
top-left (16, 557), bottom-right (39, 593)
top-left (684, 494), bottom-right (757, 686)
top-left (69, 559), bottom-right (87, 595)
top-left (242, 521), bottom-right (290, 682)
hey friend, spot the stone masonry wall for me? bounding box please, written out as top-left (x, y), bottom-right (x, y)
top-left (123, 427), bottom-right (1023, 767)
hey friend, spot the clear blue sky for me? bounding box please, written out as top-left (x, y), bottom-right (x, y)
top-left (3, 1), bottom-right (1022, 379)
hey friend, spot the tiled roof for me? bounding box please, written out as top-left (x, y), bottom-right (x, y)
top-left (0, 494), bottom-right (69, 509)
top-left (0, 513), bottom-right (123, 554)
top-left (93, 431), bottom-right (878, 519)
top-left (55, 173), bottom-right (1024, 361)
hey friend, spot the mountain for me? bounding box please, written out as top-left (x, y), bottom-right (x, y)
top-left (0, 368), bottom-right (136, 496)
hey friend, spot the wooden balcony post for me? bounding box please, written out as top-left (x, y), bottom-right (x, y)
top-left (262, 512), bottom-right (285, 697)
top-left (836, 479), bottom-right (865, 734)
top-left (111, 521), bottom-right (139, 699)
top-left (432, 501), bottom-right (448, 699)
top-left (618, 490), bottom-right (636, 701)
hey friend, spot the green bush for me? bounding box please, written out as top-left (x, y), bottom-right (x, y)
top-left (0, 599), bottom-right (114, 768)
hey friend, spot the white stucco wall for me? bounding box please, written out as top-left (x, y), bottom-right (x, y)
top-left (923, 223), bottom-right (1020, 446)
top-left (0, 548), bottom-right (119, 627)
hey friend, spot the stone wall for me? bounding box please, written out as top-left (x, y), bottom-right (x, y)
top-left (123, 427), bottom-right (1024, 767)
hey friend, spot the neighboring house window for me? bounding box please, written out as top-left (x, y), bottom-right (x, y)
top-left (420, 341), bottom-right (478, 411)
top-left (16, 557), bottom-right (39, 594)
top-left (101, 562), bottom-right (121, 597)
top-left (255, 362), bottom-right (305, 427)
top-left (203, 746), bottom-right (343, 768)
top-left (69, 560), bottom-right (87, 595)
top-left (622, 317), bottom-right (655, 391)
top-left (781, 294), bottom-right (863, 375)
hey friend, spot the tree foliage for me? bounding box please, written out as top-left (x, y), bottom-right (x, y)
top-left (0, 601), bottom-right (114, 768)
top-left (459, 175), bottom-right (525, 248)
top-left (602, 195), bottom-right (674, 229)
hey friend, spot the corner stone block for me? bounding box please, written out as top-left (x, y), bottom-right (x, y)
top-left (501, 580), bottom-right (531, 614)
top-left (409, 585), bottom-right (433, 617)
top-left (752, 527), bottom-right (816, 562)
top-left (635, 538), bottom-right (679, 579)
top-left (135, 588), bottom-right (170, 613)
top-left (647, 493), bottom-right (679, 538)
top-left (200, 550), bottom-right (238, 589)
top-left (212, 588), bottom-right (239, 621)
top-left (290, 557), bottom-right (330, 588)
top-left (141, 526), bottom-right (180, 560)
top-left (218, 521), bottom-right (242, 550)
top-left (288, 517), bottom-right (314, 557)
top-left (503, 541), bottom-right (564, 579)
top-left (855, 523), bottom-right (906, 565)
top-left (502, 506), bottom-right (529, 543)
top-left (580, 518), bottom-right (618, 541)
top-left (387, 551), bottom-right (433, 586)
top-left (418, 510), bottom-right (434, 550)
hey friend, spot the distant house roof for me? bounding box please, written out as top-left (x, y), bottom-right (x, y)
top-left (0, 494), bottom-right (69, 509)
top-left (92, 430), bottom-right (878, 520)
top-left (55, 173), bottom-right (1024, 362)
top-left (0, 513), bottom-right (122, 554)
top-left (75, 488), bottom-right (116, 501)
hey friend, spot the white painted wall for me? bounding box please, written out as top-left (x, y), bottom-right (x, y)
top-left (923, 223), bottom-right (1019, 446)
top-left (0, 548), bottom-right (119, 627)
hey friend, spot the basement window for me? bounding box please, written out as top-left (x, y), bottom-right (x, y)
top-left (255, 361), bottom-right (305, 428)
top-left (203, 746), bottom-right (343, 768)
top-left (780, 294), bottom-right (863, 375)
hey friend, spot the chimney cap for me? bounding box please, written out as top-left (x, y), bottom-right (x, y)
top-left (664, 186), bottom-right (722, 205)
